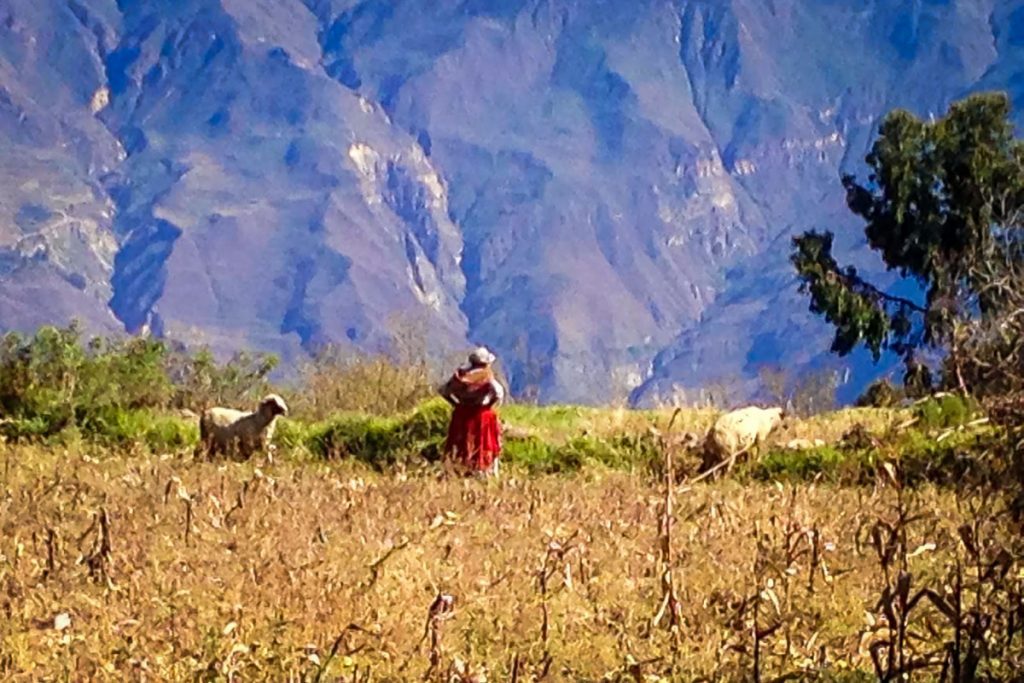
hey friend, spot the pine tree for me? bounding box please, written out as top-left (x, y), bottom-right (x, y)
top-left (792, 92), bottom-right (1024, 393)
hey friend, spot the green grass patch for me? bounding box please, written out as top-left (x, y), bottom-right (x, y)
top-left (501, 404), bottom-right (587, 436)
top-left (913, 393), bottom-right (979, 430)
top-left (502, 431), bottom-right (662, 474)
top-left (749, 445), bottom-right (870, 483)
top-left (299, 399), bottom-right (452, 468)
top-left (83, 408), bottom-right (198, 451)
top-left (0, 408), bottom-right (198, 452)
top-left (502, 435), bottom-right (558, 471)
top-left (747, 423), bottom-right (997, 486)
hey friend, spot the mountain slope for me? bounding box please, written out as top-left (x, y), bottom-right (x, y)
top-left (0, 0), bottom-right (1021, 403)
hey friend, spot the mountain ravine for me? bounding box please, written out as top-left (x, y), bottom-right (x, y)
top-left (1, 0), bottom-right (1022, 404)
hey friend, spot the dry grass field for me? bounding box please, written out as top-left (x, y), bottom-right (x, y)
top-left (0, 326), bottom-right (1018, 680)
top-left (2, 433), bottom-right (1011, 682)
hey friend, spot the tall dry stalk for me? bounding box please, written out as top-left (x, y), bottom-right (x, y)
top-left (535, 531), bottom-right (579, 679)
top-left (652, 408), bottom-right (683, 643)
top-left (79, 507), bottom-right (113, 587)
top-left (423, 592), bottom-right (455, 680)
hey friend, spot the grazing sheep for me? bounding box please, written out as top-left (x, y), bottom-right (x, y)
top-left (700, 406), bottom-right (786, 476)
top-left (197, 394), bottom-right (288, 461)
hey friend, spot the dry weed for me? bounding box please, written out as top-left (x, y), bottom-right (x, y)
top-left (2, 442), bottom-right (1004, 680)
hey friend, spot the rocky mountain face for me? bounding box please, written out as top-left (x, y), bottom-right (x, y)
top-left (0, 0), bottom-right (1022, 404)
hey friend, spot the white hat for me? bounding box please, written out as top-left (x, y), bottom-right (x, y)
top-left (468, 346), bottom-right (496, 366)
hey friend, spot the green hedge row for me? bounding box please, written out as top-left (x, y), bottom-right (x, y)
top-left (1, 388), bottom-right (997, 486)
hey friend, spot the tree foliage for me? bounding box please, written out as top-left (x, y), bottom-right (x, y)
top-left (792, 92), bottom-right (1024, 392)
top-left (0, 322), bottom-right (277, 441)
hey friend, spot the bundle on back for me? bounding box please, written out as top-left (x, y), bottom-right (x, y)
top-left (443, 367), bottom-right (496, 406)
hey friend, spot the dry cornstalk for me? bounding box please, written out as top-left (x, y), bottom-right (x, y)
top-left (80, 507), bottom-right (113, 586)
top-left (42, 527), bottom-right (58, 580)
top-left (184, 497), bottom-right (194, 545)
top-left (653, 409), bottom-right (683, 641)
top-left (423, 592), bottom-right (456, 681)
top-left (536, 530), bottom-right (579, 679)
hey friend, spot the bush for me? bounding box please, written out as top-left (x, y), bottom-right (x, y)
top-left (402, 398), bottom-right (451, 441)
top-left (307, 415), bottom-right (403, 465)
top-left (749, 445), bottom-right (872, 483)
top-left (502, 435), bottom-right (558, 472)
top-left (603, 432), bottom-right (663, 473)
top-left (746, 421), bottom-right (995, 486)
top-left (790, 368), bottom-right (839, 417)
top-left (85, 409), bottom-right (198, 451)
top-left (0, 323), bottom-right (277, 447)
top-left (303, 400), bottom-right (452, 468)
top-left (0, 416), bottom-right (63, 442)
top-left (502, 431), bottom-right (663, 475)
top-left (166, 347), bottom-right (278, 412)
top-left (913, 393), bottom-right (978, 431)
top-left (756, 365), bottom-right (838, 417)
top-left (292, 313), bottom-right (443, 419)
top-left (0, 325), bottom-right (173, 440)
top-left (295, 349), bottom-right (434, 418)
top-left (271, 417), bottom-right (314, 454)
top-left (855, 378), bottom-right (903, 408)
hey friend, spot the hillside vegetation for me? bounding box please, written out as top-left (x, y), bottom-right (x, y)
top-left (0, 324), bottom-right (994, 483)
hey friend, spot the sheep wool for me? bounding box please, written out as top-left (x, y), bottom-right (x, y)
top-left (198, 394), bottom-right (289, 461)
top-left (702, 406), bottom-right (785, 474)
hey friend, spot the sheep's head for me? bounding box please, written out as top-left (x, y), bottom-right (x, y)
top-left (258, 394), bottom-right (289, 418)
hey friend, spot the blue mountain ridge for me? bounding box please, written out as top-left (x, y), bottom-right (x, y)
top-left (0, 0), bottom-right (1021, 405)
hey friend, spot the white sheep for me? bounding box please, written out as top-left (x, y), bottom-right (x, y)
top-left (701, 406), bottom-right (786, 476)
top-left (197, 394), bottom-right (288, 461)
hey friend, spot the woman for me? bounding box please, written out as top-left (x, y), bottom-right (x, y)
top-left (439, 347), bottom-right (505, 476)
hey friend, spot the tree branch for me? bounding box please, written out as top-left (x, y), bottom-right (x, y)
top-left (830, 268), bottom-right (928, 314)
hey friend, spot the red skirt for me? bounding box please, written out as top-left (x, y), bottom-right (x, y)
top-left (445, 404), bottom-right (501, 472)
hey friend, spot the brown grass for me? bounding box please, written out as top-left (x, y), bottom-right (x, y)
top-left (0, 441), bottom-right (988, 681)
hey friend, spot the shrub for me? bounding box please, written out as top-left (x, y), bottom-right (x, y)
top-left (84, 409), bottom-right (197, 452)
top-left (913, 393), bottom-right (977, 431)
top-left (402, 398), bottom-right (451, 441)
top-left (0, 416), bottom-right (62, 442)
top-left (749, 445), bottom-right (868, 483)
top-left (604, 432), bottom-right (663, 473)
top-left (502, 435), bottom-right (558, 472)
top-left (790, 368), bottom-right (839, 417)
top-left (303, 400), bottom-right (452, 468)
top-left (308, 415), bottom-right (402, 464)
top-left (855, 378), bottom-right (903, 408)
top-left (747, 422), bottom-right (995, 486)
top-left (756, 365), bottom-right (838, 416)
top-left (167, 347), bottom-right (278, 412)
top-left (502, 432), bottom-right (663, 475)
top-left (292, 313), bottom-right (444, 419)
top-left (0, 324), bottom-right (173, 439)
top-left (295, 349), bottom-right (434, 418)
top-left (271, 417), bottom-right (314, 454)
top-left (903, 360), bottom-right (935, 399)
top-left (0, 323), bottom-right (278, 447)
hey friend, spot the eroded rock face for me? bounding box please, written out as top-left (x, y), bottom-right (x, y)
top-left (0, 0), bottom-right (1021, 402)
